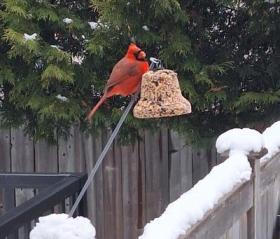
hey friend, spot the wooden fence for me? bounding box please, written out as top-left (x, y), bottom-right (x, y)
top-left (0, 127), bottom-right (219, 239)
top-left (178, 150), bottom-right (280, 239)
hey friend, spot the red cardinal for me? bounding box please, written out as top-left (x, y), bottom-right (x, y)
top-left (86, 43), bottom-right (149, 121)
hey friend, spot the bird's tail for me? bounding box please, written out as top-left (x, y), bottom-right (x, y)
top-left (86, 96), bottom-right (107, 122)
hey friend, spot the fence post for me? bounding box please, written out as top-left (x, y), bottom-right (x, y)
top-left (247, 148), bottom-right (267, 239)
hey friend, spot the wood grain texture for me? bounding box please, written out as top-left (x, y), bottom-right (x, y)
top-left (121, 143), bottom-right (139, 239)
top-left (144, 130), bottom-right (161, 222)
top-left (0, 129), bottom-right (11, 172)
top-left (0, 129), bottom-right (11, 217)
top-left (137, 130), bottom-right (146, 232)
top-left (260, 153), bottom-right (280, 189)
top-left (94, 130), bottom-right (105, 239)
top-left (35, 139), bottom-right (58, 173)
top-left (103, 129), bottom-right (117, 239)
top-left (81, 133), bottom-right (96, 222)
top-left (58, 126), bottom-right (85, 173)
top-left (11, 127), bottom-right (34, 173)
top-left (10, 127), bottom-right (35, 239)
top-left (113, 141), bottom-right (124, 239)
top-left (159, 128), bottom-right (169, 211)
top-left (169, 131), bottom-right (183, 202)
top-left (192, 147), bottom-right (209, 185)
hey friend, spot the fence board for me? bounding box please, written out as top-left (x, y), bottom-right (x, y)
top-left (239, 214), bottom-right (247, 239)
top-left (113, 141), bottom-right (124, 239)
top-left (267, 185), bottom-right (275, 239)
top-left (94, 130), bottom-right (105, 239)
top-left (192, 148), bottom-right (209, 185)
top-left (0, 129), bottom-right (10, 216)
top-left (0, 129), bottom-right (11, 172)
top-left (81, 133), bottom-right (96, 222)
top-left (261, 193), bottom-right (269, 239)
top-left (35, 140), bottom-right (58, 172)
top-left (103, 129), bottom-right (117, 239)
top-left (169, 131), bottom-right (183, 202)
top-left (151, 131), bottom-right (162, 216)
top-left (261, 153), bottom-right (280, 189)
top-left (179, 141), bottom-right (193, 194)
top-left (144, 130), bottom-right (161, 222)
top-left (72, 126), bottom-right (86, 172)
top-left (11, 127), bottom-right (35, 239)
top-left (121, 144), bottom-right (138, 239)
top-left (232, 220), bottom-right (241, 239)
top-left (225, 220), bottom-right (240, 239)
top-left (138, 131), bottom-right (146, 232)
top-left (11, 128), bottom-right (34, 173)
top-left (58, 127), bottom-right (85, 172)
top-left (209, 144), bottom-right (218, 169)
top-left (159, 128), bottom-right (170, 211)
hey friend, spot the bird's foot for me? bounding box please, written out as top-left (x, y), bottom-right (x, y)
top-left (131, 92), bottom-right (140, 102)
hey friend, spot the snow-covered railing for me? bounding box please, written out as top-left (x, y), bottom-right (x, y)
top-left (140, 122), bottom-right (280, 239)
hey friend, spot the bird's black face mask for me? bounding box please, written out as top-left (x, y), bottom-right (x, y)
top-left (134, 50), bottom-right (146, 61)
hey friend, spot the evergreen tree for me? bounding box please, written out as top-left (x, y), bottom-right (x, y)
top-left (0, 0), bottom-right (279, 143)
top-left (0, 0), bottom-right (95, 141)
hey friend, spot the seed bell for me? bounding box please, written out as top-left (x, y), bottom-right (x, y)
top-left (133, 69), bottom-right (192, 118)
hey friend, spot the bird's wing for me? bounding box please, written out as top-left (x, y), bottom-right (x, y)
top-left (105, 58), bottom-right (141, 90)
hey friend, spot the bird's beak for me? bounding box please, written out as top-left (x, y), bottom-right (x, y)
top-left (136, 50), bottom-right (146, 60)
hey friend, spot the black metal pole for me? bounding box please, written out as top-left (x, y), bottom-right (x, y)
top-left (69, 94), bottom-right (138, 217)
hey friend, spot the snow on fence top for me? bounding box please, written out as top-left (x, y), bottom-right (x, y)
top-left (139, 152), bottom-right (251, 239)
top-left (29, 214), bottom-right (96, 239)
top-left (215, 128), bottom-right (264, 155)
top-left (261, 121), bottom-right (280, 162)
top-left (139, 121), bottom-right (280, 239)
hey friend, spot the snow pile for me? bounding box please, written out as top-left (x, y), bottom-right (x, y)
top-left (261, 121), bottom-right (280, 162)
top-left (215, 123), bottom-right (280, 162)
top-left (216, 128), bottom-right (264, 155)
top-left (30, 214), bottom-right (96, 239)
top-left (140, 127), bottom-right (266, 239)
top-left (63, 18), bottom-right (73, 24)
top-left (24, 33), bottom-right (37, 41)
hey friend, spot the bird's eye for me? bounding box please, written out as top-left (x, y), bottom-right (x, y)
top-left (134, 50), bottom-right (142, 58)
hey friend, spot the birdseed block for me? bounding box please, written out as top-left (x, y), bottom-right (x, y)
top-left (133, 69), bottom-right (191, 118)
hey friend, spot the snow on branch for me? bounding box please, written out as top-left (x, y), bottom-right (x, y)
top-left (88, 21), bottom-right (98, 30)
top-left (56, 94), bottom-right (68, 102)
top-left (23, 33), bottom-right (37, 41)
top-left (63, 18), bottom-right (73, 24)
